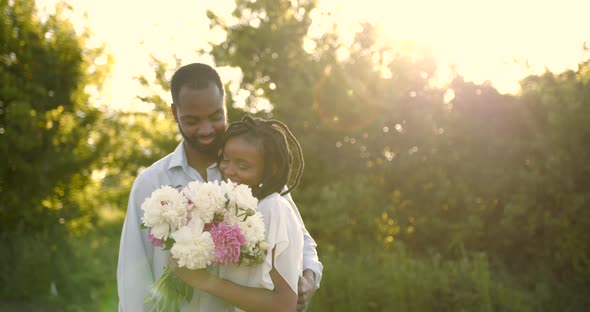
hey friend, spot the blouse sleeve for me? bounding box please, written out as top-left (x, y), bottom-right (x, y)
top-left (256, 193), bottom-right (304, 294)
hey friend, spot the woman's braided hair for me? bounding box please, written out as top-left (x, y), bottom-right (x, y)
top-left (219, 115), bottom-right (304, 200)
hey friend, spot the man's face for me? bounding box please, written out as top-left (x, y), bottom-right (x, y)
top-left (172, 83), bottom-right (227, 153)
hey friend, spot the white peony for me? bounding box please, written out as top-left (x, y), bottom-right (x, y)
top-left (149, 223), bottom-right (170, 241)
top-left (183, 181), bottom-right (227, 223)
top-left (219, 179), bottom-right (237, 195)
top-left (220, 181), bottom-right (259, 226)
top-left (226, 183), bottom-right (258, 211)
top-left (186, 217), bottom-right (205, 233)
top-left (141, 185), bottom-right (189, 240)
top-left (237, 212), bottom-right (266, 252)
top-left (258, 241), bottom-right (270, 251)
top-left (222, 206), bottom-right (241, 226)
top-left (170, 226), bottom-right (215, 270)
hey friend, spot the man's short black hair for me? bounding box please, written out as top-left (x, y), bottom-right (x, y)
top-left (170, 63), bottom-right (224, 105)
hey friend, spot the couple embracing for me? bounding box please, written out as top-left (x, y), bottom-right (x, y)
top-left (117, 63), bottom-right (323, 311)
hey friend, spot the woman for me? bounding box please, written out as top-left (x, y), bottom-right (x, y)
top-left (173, 116), bottom-right (305, 312)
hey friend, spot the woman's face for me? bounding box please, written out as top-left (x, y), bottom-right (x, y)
top-left (219, 136), bottom-right (265, 189)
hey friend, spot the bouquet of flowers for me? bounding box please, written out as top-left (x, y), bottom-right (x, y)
top-left (141, 180), bottom-right (268, 311)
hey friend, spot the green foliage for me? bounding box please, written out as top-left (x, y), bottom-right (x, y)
top-left (0, 0), bottom-right (112, 308)
top-left (315, 246), bottom-right (537, 312)
top-left (320, 245), bottom-right (542, 311)
top-left (294, 175), bottom-right (390, 251)
top-left (0, 0), bottom-right (110, 225)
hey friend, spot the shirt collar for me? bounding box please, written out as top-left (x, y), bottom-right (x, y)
top-left (168, 141), bottom-right (220, 171)
top-left (168, 141), bottom-right (187, 170)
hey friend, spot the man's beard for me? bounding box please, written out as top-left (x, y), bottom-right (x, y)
top-left (178, 124), bottom-right (223, 154)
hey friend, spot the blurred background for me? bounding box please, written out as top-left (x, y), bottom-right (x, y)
top-left (1, 0), bottom-right (589, 311)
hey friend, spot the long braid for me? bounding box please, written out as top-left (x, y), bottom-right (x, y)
top-left (219, 115), bottom-right (305, 199)
top-left (268, 120), bottom-right (304, 195)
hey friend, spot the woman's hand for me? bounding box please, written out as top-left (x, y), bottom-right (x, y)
top-left (168, 256), bottom-right (215, 291)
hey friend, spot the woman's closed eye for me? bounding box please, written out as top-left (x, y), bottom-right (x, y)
top-left (220, 158), bottom-right (249, 170)
top-left (238, 164), bottom-right (250, 170)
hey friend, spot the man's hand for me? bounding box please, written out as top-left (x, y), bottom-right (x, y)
top-left (297, 269), bottom-right (317, 312)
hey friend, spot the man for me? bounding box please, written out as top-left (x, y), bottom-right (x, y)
top-left (117, 63), bottom-right (322, 311)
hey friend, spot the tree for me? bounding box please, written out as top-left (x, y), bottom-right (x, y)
top-left (0, 0), bottom-right (110, 305)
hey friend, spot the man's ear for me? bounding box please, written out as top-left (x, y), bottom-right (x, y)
top-left (171, 103), bottom-right (179, 122)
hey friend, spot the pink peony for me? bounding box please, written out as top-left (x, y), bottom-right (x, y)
top-left (148, 229), bottom-right (165, 247)
top-left (209, 222), bottom-right (246, 264)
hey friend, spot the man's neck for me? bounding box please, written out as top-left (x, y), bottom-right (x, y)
top-left (184, 142), bottom-right (217, 181)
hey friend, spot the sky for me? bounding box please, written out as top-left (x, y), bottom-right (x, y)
top-left (37, 0), bottom-right (590, 111)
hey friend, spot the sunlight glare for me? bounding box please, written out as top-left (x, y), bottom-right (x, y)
top-left (333, 0), bottom-right (590, 94)
top-left (35, 0), bottom-right (590, 111)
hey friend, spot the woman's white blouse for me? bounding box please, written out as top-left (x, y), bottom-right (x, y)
top-left (216, 192), bottom-right (304, 310)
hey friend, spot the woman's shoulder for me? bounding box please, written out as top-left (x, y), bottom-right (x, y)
top-left (257, 192), bottom-right (291, 214)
